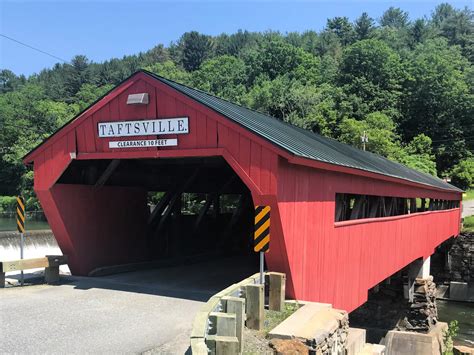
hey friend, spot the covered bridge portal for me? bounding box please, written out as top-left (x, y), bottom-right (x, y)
top-left (24, 71), bottom-right (462, 312)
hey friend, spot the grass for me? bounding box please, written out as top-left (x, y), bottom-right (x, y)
top-left (242, 302), bottom-right (301, 354)
top-left (462, 189), bottom-right (474, 201)
top-left (263, 302), bottom-right (301, 335)
top-left (462, 215), bottom-right (474, 233)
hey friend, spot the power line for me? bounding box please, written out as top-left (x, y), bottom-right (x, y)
top-left (0, 33), bottom-right (70, 64)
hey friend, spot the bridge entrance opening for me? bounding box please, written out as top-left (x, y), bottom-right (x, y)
top-left (56, 156), bottom-right (258, 273)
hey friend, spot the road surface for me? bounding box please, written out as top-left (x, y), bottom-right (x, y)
top-left (462, 199), bottom-right (474, 218)
top-left (0, 256), bottom-right (258, 354)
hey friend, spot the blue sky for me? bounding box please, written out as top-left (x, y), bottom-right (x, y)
top-left (1, 1), bottom-right (472, 76)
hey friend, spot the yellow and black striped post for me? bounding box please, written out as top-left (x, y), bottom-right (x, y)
top-left (254, 205), bottom-right (270, 252)
top-left (16, 196), bottom-right (25, 233)
top-left (255, 205), bottom-right (270, 285)
top-left (16, 196), bottom-right (26, 286)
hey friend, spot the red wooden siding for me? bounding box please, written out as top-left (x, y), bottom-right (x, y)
top-left (276, 160), bottom-right (460, 311)
top-left (25, 72), bottom-right (462, 312)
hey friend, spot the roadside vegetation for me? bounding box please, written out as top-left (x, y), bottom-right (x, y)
top-left (243, 302), bottom-right (301, 353)
top-left (1, 3), bottom-right (473, 209)
top-left (443, 320), bottom-right (460, 355)
top-left (462, 216), bottom-right (474, 232)
top-left (463, 189), bottom-right (474, 201)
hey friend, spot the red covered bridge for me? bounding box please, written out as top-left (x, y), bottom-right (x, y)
top-left (23, 70), bottom-right (462, 312)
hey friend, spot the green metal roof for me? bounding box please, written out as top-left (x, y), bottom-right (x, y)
top-left (145, 70), bottom-right (461, 193)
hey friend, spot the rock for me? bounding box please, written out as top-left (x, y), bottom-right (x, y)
top-left (270, 339), bottom-right (309, 355)
top-left (454, 345), bottom-right (474, 354)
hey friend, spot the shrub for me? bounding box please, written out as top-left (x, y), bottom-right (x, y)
top-left (451, 159), bottom-right (474, 190)
top-left (0, 196), bottom-right (17, 213)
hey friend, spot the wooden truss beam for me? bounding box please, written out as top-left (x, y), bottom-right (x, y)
top-left (94, 159), bottom-right (120, 188)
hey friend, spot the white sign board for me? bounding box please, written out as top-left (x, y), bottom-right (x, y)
top-left (98, 117), bottom-right (188, 138)
top-left (109, 138), bottom-right (178, 149)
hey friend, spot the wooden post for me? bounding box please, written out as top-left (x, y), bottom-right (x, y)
top-left (206, 335), bottom-right (239, 355)
top-left (209, 312), bottom-right (236, 337)
top-left (44, 266), bottom-right (60, 284)
top-left (222, 296), bottom-right (245, 353)
top-left (44, 255), bottom-right (67, 284)
top-left (267, 272), bottom-right (286, 311)
top-left (245, 284), bottom-right (264, 330)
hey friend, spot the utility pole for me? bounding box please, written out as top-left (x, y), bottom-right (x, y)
top-left (361, 131), bottom-right (368, 151)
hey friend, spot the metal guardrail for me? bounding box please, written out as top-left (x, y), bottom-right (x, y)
top-left (190, 272), bottom-right (262, 354)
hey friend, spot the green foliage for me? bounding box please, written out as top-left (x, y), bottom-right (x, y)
top-left (380, 7), bottom-right (410, 28)
top-left (191, 55), bottom-right (247, 102)
top-left (144, 60), bottom-right (191, 84)
top-left (463, 189), bottom-right (474, 201)
top-left (463, 216), bottom-right (474, 233)
top-left (1, 3), bottom-right (473, 206)
top-left (339, 112), bottom-right (398, 157)
top-left (263, 302), bottom-right (301, 335)
top-left (401, 38), bottom-right (473, 172)
top-left (338, 39), bottom-right (403, 119)
top-left (326, 17), bottom-right (355, 46)
top-left (355, 13), bottom-right (375, 40)
top-left (397, 134), bottom-right (437, 175)
top-left (0, 196), bottom-right (17, 213)
top-left (442, 320), bottom-right (459, 355)
top-left (451, 159), bottom-right (474, 190)
top-left (75, 83), bottom-right (114, 111)
top-left (174, 31), bottom-right (214, 71)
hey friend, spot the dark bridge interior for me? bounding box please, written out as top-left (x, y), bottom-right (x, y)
top-left (57, 156), bottom-right (256, 262)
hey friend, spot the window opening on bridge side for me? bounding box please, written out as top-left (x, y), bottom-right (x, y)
top-left (335, 193), bottom-right (460, 222)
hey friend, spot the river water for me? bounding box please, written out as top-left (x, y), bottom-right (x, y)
top-left (0, 217), bottom-right (50, 232)
top-left (437, 300), bottom-right (474, 347)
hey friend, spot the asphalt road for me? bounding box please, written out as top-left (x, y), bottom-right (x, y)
top-left (462, 199), bottom-right (474, 218)
top-left (0, 256), bottom-right (258, 354)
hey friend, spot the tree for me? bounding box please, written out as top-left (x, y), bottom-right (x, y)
top-left (339, 112), bottom-right (399, 157)
top-left (431, 3), bottom-right (457, 27)
top-left (438, 7), bottom-right (474, 61)
top-left (338, 39), bottom-right (404, 119)
top-left (396, 134), bottom-right (437, 175)
top-left (191, 55), bottom-right (247, 102)
top-left (214, 30), bottom-right (258, 57)
top-left (380, 7), bottom-right (410, 28)
top-left (450, 159), bottom-right (474, 190)
top-left (146, 44), bottom-right (169, 64)
top-left (409, 19), bottom-right (433, 46)
top-left (175, 31), bottom-right (214, 71)
top-left (326, 17), bottom-right (355, 45)
top-left (64, 55), bottom-right (92, 100)
top-left (354, 12), bottom-right (375, 40)
top-left (244, 76), bottom-right (339, 137)
top-left (145, 61), bottom-right (191, 84)
top-left (401, 39), bottom-right (473, 173)
top-left (243, 35), bottom-right (304, 83)
top-left (74, 83), bottom-right (114, 111)
top-left (0, 70), bottom-right (25, 93)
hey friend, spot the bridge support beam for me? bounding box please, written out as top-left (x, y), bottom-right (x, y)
top-left (406, 256), bottom-right (431, 302)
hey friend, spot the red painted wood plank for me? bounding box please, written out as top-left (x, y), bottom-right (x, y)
top-left (238, 135), bottom-right (251, 177)
top-left (249, 142), bottom-right (261, 189)
top-left (83, 117), bottom-right (96, 153)
top-left (206, 117), bottom-right (218, 148)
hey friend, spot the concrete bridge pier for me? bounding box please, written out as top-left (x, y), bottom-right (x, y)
top-left (406, 256), bottom-right (431, 302)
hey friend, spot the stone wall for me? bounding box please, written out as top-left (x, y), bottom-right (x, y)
top-left (447, 233), bottom-right (473, 283)
top-left (431, 233), bottom-right (473, 283)
top-left (306, 309), bottom-right (349, 354)
top-left (401, 277), bottom-right (438, 332)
